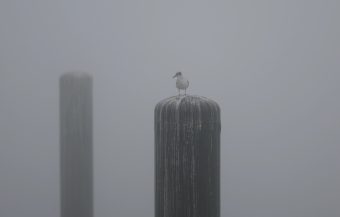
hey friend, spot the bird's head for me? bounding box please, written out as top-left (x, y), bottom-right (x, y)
top-left (173, 72), bottom-right (182, 78)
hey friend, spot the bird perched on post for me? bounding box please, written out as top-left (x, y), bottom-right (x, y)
top-left (173, 72), bottom-right (189, 96)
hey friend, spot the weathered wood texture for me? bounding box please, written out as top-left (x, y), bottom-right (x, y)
top-left (60, 73), bottom-right (93, 217)
top-left (155, 95), bottom-right (221, 217)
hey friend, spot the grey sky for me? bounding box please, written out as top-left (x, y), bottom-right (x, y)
top-left (1, 0), bottom-right (340, 217)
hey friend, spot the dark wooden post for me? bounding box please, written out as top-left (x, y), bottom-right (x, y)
top-left (155, 95), bottom-right (221, 217)
top-left (60, 73), bottom-right (93, 217)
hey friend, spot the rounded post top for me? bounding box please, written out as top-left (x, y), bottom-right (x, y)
top-left (60, 72), bottom-right (92, 80)
top-left (155, 95), bottom-right (220, 125)
top-left (156, 95), bottom-right (220, 110)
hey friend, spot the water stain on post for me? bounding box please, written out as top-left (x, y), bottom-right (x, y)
top-left (155, 95), bottom-right (221, 217)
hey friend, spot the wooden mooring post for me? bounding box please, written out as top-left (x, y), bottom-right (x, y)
top-left (59, 72), bottom-right (93, 217)
top-left (155, 95), bottom-right (221, 217)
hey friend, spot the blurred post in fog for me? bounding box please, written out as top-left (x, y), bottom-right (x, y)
top-left (60, 73), bottom-right (93, 217)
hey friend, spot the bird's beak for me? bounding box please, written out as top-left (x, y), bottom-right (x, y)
top-left (173, 74), bottom-right (177, 78)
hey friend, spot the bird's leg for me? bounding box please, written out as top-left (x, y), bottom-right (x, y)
top-left (185, 89), bottom-right (187, 95)
top-left (178, 89), bottom-right (180, 97)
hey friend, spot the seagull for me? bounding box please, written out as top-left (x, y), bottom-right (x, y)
top-left (173, 72), bottom-right (189, 96)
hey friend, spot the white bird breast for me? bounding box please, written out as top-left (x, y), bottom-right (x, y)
top-left (176, 77), bottom-right (189, 90)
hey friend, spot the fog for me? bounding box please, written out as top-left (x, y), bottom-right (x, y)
top-left (1, 0), bottom-right (339, 217)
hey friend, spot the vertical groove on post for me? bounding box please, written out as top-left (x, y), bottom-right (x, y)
top-left (60, 72), bottom-right (93, 217)
top-left (155, 95), bottom-right (221, 217)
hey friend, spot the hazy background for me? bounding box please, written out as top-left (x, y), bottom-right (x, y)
top-left (1, 0), bottom-right (339, 217)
